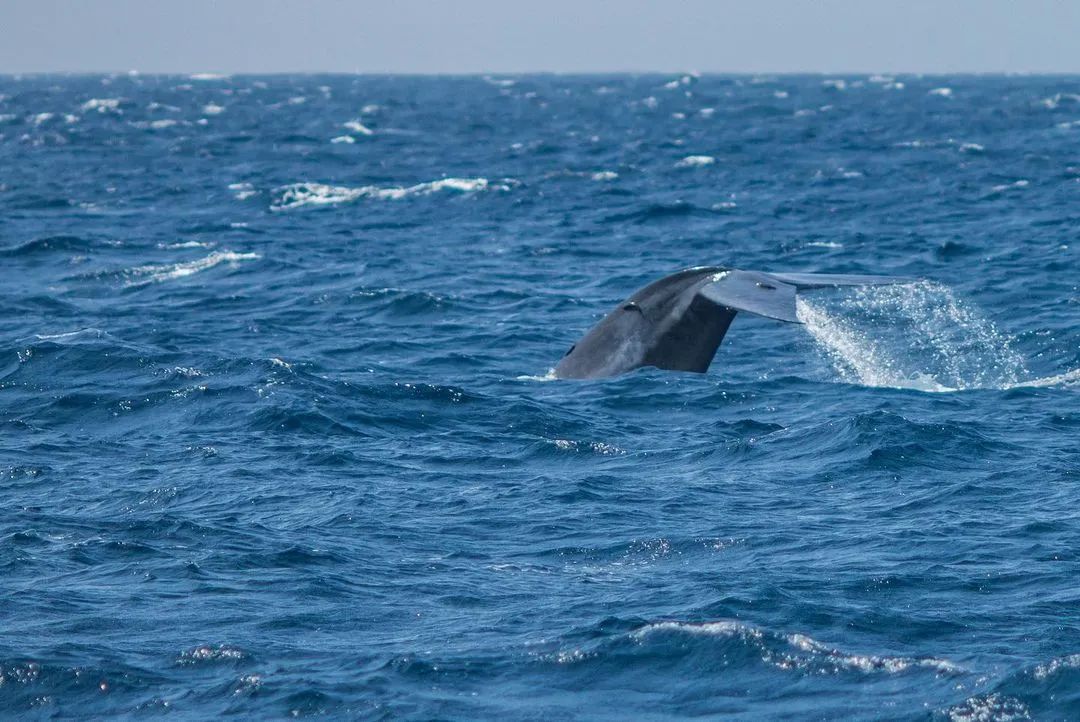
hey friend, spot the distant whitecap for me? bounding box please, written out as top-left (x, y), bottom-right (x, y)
top-left (342, 120), bottom-right (373, 135)
top-left (202, 103), bottom-right (226, 115)
top-left (127, 251), bottom-right (261, 286)
top-left (991, 179), bottom-right (1029, 192)
top-left (228, 182), bottom-right (258, 200)
top-left (80, 98), bottom-right (123, 113)
top-left (330, 136), bottom-right (355, 144)
top-left (270, 177), bottom-right (514, 211)
top-left (929, 87), bottom-right (953, 97)
top-left (675, 155), bottom-right (715, 168)
top-left (591, 171), bottom-right (618, 181)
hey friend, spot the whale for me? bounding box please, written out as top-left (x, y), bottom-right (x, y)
top-left (554, 266), bottom-right (913, 379)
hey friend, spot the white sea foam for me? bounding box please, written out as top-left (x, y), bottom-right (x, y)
top-left (228, 182), bottom-right (258, 201)
top-left (699, 107), bottom-right (715, 117)
top-left (929, 87), bottom-right (953, 97)
top-left (342, 120), bottom-right (373, 135)
top-left (1040, 93), bottom-right (1080, 109)
top-left (675, 155), bottom-right (715, 168)
top-left (797, 282), bottom-right (1028, 391)
top-left (591, 171), bottom-right (618, 181)
top-left (270, 177), bottom-right (513, 211)
top-left (189, 73), bottom-right (229, 81)
top-left (823, 79), bottom-right (847, 90)
top-left (632, 621), bottom-right (961, 675)
top-left (159, 240), bottom-right (214, 249)
top-left (81, 98), bottom-right (122, 113)
top-left (126, 250), bottom-right (261, 286)
top-left (1003, 368), bottom-right (1080, 389)
top-left (991, 179), bottom-right (1029, 192)
top-left (330, 135), bottom-right (355, 144)
top-left (202, 103), bottom-right (226, 115)
top-left (945, 693), bottom-right (1031, 722)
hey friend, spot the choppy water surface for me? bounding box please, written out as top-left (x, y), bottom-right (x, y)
top-left (1, 73), bottom-right (1078, 719)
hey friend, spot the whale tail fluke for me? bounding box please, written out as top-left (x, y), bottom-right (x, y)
top-left (698, 270), bottom-right (912, 324)
top-left (553, 266), bottom-right (917, 379)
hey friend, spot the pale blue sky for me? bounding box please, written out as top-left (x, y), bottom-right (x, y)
top-left (3, 0), bottom-right (1079, 74)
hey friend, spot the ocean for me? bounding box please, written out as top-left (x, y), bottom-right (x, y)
top-left (0, 73), bottom-right (1077, 719)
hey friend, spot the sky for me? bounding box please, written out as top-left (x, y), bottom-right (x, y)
top-left (2, 0), bottom-right (1080, 75)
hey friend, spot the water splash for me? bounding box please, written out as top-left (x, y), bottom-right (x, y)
top-left (797, 282), bottom-right (1029, 391)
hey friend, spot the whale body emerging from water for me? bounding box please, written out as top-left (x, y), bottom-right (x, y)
top-left (554, 267), bottom-right (913, 379)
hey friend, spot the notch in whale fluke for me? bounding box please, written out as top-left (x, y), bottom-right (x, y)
top-left (553, 267), bottom-right (915, 380)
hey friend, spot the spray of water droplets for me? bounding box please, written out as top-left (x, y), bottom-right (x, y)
top-left (796, 282), bottom-right (1029, 392)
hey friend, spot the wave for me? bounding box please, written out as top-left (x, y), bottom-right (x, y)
top-left (269, 177), bottom-right (516, 211)
top-left (125, 250), bottom-right (261, 286)
top-left (626, 620), bottom-right (962, 676)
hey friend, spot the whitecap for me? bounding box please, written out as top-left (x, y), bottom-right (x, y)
top-left (822, 79), bottom-right (847, 90)
top-left (698, 107), bottom-right (715, 117)
top-left (632, 621), bottom-right (961, 675)
top-left (342, 120), bottom-right (373, 135)
top-left (158, 240), bottom-right (214, 249)
top-left (228, 182), bottom-right (258, 201)
top-left (126, 251), bottom-right (261, 286)
top-left (675, 155), bottom-right (716, 168)
top-left (929, 87), bottom-right (953, 97)
top-left (991, 179), bottom-right (1029, 192)
top-left (330, 135), bottom-right (355, 144)
top-left (189, 73), bottom-right (229, 81)
top-left (81, 98), bottom-right (122, 113)
top-left (591, 171), bottom-right (618, 181)
top-left (270, 177), bottom-right (513, 211)
top-left (1003, 368), bottom-right (1080, 389)
top-left (202, 103), bottom-right (226, 115)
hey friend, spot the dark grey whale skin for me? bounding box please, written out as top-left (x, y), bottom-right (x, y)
top-left (553, 266), bottom-right (912, 380)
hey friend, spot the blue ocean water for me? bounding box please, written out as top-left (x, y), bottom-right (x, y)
top-left (0, 72), bottom-right (1078, 719)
